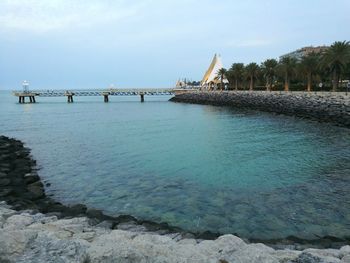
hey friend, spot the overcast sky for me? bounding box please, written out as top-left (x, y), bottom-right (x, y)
top-left (0, 0), bottom-right (349, 89)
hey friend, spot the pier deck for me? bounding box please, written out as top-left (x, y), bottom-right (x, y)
top-left (13, 88), bottom-right (179, 103)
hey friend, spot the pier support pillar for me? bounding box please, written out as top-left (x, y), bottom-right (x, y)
top-left (67, 95), bottom-right (74, 103)
top-left (32, 96), bottom-right (36, 103)
top-left (104, 95), bottom-right (109, 103)
top-left (140, 93), bottom-right (144, 102)
top-left (29, 96), bottom-right (33, 103)
top-left (18, 96), bottom-right (22, 103)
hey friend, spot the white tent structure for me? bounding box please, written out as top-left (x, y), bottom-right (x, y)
top-left (201, 54), bottom-right (228, 90)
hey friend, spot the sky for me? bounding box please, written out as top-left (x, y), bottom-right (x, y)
top-left (0, 0), bottom-right (349, 90)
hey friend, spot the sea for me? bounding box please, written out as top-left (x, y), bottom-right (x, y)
top-left (1, 90), bottom-right (350, 241)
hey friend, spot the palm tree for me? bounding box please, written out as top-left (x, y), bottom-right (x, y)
top-left (279, 57), bottom-right (298, 91)
top-left (245, 63), bottom-right (260, 91)
top-left (261, 59), bottom-right (278, 91)
top-left (217, 68), bottom-right (227, 90)
top-left (230, 63), bottom-right (244, 90)
top-left (226, 69), bottom-right (235, 90)
top-left (299, 53), bottom-right (320, 92)
top-left (321, 41), bottom-right (350, 91)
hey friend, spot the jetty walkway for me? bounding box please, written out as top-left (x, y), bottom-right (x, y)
top-left (13, 88), bottom-right (179, 103)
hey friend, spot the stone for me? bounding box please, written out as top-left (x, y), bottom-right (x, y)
top-left (4, 214), bottom-right (34, 229)
top-left (293, 252), bottom-right (341, 263)
top-left (340, 246), bottom-right (350, 257)
top-left (341, 255), bottom-right (350, 263)
top-left (0, 178), bottom-right (11, 186)
top-left (96, 220), bottom-right (113, 229)
top-left (16, 232), bottom-right (90, 263)
top-left (117, 222), bottom-right (147, 232)
top-left (27, 184), bottom-right (45, 199)
top-left (0, 229), bottom-right (38, 262)
top-left (24, 173), bottom-right (40, 184)
top-left (68, 204), bottom-right (87, 215)
top-left (86, 208), bottom-right (104, 219)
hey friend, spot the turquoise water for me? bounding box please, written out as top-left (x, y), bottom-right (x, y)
top-left (1, 90), bottom-right (350, 240)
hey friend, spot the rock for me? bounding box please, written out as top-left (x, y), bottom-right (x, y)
top-left (117, 221), bottom-right (147, 232)
top-left (24, 173), bottom-right (40, 184)
top-left (16, 232), bottom-right (90, 263)
top-left (0, 178), bottom-right (11, 186)
top-left (340, 245), bottom-right (350, 257)
top-left (303, 248), bottom-right (341, 259)
top-left (68, 204), bottom-right (87, 216)
top-left (341, 255), bottom-right (350, 263)
top-left (0, 229), bottom-right (38, 262)
top-left (272, 249), bottom-right (301, 262)
top-left (292, 252), bottom-right (341, 263)
top-left (4, 214), bottom-right (34, 229)
top-left (27, 184), bottom-right (45, 199)
top-left (86, 208), bottom-right (104, 219)
top-left (96, 220), bottom-right (113, 229)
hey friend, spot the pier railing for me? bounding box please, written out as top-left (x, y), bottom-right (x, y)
top-left (12, 88), bottom-right (181, 103)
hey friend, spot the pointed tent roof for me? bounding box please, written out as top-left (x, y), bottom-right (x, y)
top-left (201, 54), bottom-right (227, 85)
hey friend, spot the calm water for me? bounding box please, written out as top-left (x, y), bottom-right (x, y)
top-left (1, 90), bottom-right (350, 240)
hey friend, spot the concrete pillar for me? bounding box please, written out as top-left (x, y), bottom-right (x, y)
top-left (32, 96), bottom-right (36, 103)
top-left (67, 95), bottom-right (74, 103)
top-left (140, 93), bottom-right (144, 102)
top-left (104, 95), bottom-right (109, 102)
top-left (29, 96), bottom-right (33, 103)
top-left (18, 96), bottom-right (21, 103)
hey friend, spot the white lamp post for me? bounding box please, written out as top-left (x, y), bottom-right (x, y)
top-left (22, 80), bottom-right (29, 93)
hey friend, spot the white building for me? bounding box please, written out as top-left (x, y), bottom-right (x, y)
top-left (201, 54), bottom-right (228, 90)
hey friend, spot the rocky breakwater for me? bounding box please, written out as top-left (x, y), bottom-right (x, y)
top-left (170, 91), bottom-right (350, 128)
top-left (2, 203), bottom-right (350, 262)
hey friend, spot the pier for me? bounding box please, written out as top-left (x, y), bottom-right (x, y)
top-left (13, 88), bottom-right (178, 103)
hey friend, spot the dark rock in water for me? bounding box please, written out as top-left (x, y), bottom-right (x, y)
top-left (28, 180), bottom-right (44, 188)
top-left (24, 173), bottom-right (40, 184)
top-left (0, 178), bottom-right (10, 186)
top-left (197, 231), bottom-right (220, 240)
top-left (68, 204), bottom-right (87, 215)
top-left (27, 184), bottom-right (45, 199)
top-left (0, 188), bottom-right (13, 197)
top-left (86, 208), bottom-right (104, 219)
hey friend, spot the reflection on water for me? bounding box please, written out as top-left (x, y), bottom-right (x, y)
top-left (1, 91), bottom-right (349, 240)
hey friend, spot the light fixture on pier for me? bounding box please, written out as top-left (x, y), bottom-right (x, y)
top-left (22, 80), bottom-right (29, 93)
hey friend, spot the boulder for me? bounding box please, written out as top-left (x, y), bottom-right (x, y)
top-left (0, 229), bottom-right (38, 262)
top-left (4, 214), bottom-right (34, 230)
top-left (24, 173), bottom-right (40, 184)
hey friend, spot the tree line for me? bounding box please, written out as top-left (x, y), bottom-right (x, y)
top-left (216, 41), bottom-right (350, 92)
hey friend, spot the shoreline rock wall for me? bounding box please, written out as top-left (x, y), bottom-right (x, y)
top-left (170, 91), bottom-right (350, 128)
top-left (2, 202), bottom-right (350, 263)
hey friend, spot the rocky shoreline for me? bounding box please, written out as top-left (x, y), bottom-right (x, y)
top-left (170, 91), bottom-right (350, 128)
top-left (1, 135), bottom-right (350, 262)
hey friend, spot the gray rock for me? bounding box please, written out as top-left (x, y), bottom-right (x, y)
top-left (17, 232), bottom-right (90, 263)
top-left (292, 252), bottom-right (341, 263)
top-left (0, 229), bottom-right (38, 262)
top-left (96, 220), bottom-right (113, 229)
top-left (4, 214), bottom-right (34, 229)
